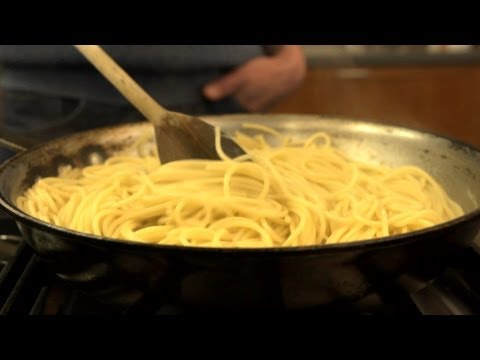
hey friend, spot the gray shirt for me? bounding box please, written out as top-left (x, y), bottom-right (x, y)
top-left (0, 45), bottom-right (265, 107)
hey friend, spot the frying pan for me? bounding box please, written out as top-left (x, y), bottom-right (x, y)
top-left (1, 114), bottom-right (480, 313)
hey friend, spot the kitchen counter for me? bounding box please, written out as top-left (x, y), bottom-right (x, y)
top-left (271, 59), bottom-right (480, 148)
top-left (302, 45), bottom-right (480, 68)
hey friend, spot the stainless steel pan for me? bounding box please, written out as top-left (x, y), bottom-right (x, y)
top-left (0, 114), bottom-right (479, 312)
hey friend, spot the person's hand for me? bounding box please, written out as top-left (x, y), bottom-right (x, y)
top-left (203, 45), bottom-right (307, 112)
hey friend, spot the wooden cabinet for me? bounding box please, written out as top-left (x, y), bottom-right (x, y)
top-left (270, 65), bottom-right (480, 147)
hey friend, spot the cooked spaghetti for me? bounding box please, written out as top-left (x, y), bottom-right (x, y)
top-left (16, 124), bottom-right (464, 248)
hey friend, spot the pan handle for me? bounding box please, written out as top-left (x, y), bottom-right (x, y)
top-left (0, 138), bottom-right (26, 153)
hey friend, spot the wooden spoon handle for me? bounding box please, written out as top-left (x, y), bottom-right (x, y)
top-left (74, 45), bottom-right (168, 124)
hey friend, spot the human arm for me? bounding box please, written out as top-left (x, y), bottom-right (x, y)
top-left (202, 45), bottom-right (307, 112)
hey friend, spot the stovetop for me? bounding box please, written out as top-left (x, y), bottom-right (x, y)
top-left (1, 216), bottom-right (479, 315)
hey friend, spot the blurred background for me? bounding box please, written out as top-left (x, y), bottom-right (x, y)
top-left (2, 45), bottom-right (480, 147)
top-left (270, 45), bottom-right (480, 147)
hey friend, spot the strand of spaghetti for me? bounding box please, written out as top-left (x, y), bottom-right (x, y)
top-left (214, 126), bottom-right (233, 161)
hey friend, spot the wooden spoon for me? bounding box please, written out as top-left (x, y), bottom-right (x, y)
top-left (74, 45), bottom-right (245, 164)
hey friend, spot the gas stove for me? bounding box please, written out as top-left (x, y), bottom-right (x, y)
top-left (1, 215), bottom-right (479, 315)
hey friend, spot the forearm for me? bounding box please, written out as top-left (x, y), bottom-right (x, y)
top-left (264, 45), bottom-right (306, 78)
